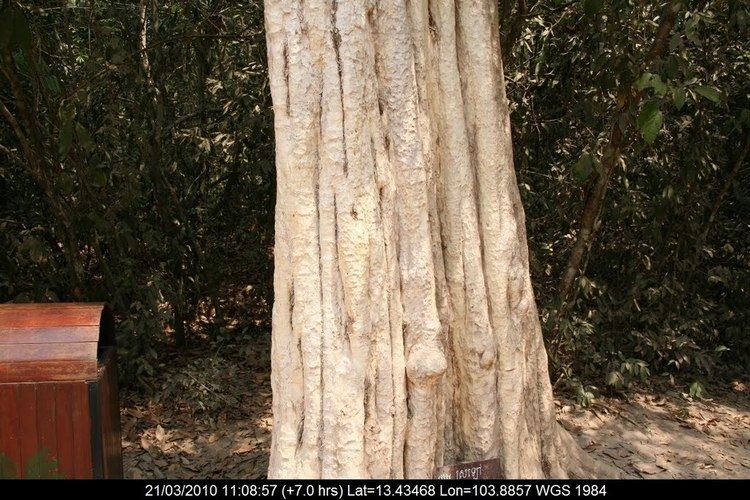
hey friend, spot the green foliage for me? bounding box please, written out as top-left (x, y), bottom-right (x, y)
top-left (694, 85), bottom-right (721, 103)
top-left (606, 358), bottom-right (650, 390)
top-left (636, 73), bottom-right (668, 96)
top-left (1, 0), bottom-right (747, 400)
top-left (673, 87), bottom-right (686, 110)
top-left (0, 454), bottom-right (18, 479)
top-left (0, 1), bottom-right (274, 388)
top-left (689, 381), bottom-right (705, 399)
top-left (24, 450), bottom-right (61, 479)
top-left (636, 101), bottom-right (663, 144)
top-left (574, 383), bottom-right (596, 407)
top-left (507, 0), bottom-right (749, 390)
top-left (573, 151), bottom-right (595, 182)
top-left (0, 450), bottom-right (61, 479)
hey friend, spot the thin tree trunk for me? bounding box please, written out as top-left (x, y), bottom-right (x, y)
top-left (139, 0), bottom-right (208, 346)
top-left (699, 133), bottom-right (750, 243)
top-left (0, 54), bottom-right (84, 297)
top-left (264, 0), bottom-right (614, 479)
top-left (557, 3), bottom-right (678, 306)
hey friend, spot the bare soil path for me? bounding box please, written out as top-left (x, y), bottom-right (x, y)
top-left (120, 340), bottom-right (750, 479)
top-left (558, 382), bottom-right (750, 478)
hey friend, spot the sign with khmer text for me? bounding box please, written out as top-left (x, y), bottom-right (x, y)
top-left (434, 458), bottom-right (502, 479)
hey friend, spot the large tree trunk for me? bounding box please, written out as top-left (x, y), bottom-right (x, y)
top-left (264, 0), bottom-right (609, 479)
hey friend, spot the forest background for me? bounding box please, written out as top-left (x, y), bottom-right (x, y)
top-left (1, 0), bottom-right (748, 411)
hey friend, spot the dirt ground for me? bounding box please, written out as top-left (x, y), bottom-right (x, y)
top-left (120, 339), bottom-right (750, 479)
top-left (559, 382), bottom-right (750, 478)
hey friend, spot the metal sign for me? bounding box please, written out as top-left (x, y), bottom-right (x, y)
top-left (434, 458), bottom-right (502, 479)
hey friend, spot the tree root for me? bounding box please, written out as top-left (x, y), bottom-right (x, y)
top-left (556, 424), bottom-right (625, 478)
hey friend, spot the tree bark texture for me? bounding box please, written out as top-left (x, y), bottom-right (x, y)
top-left (264, 0), bottom-right (609, 479)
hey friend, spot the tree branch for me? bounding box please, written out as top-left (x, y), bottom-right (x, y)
top-left (556, 2), bottom-right (680, 311)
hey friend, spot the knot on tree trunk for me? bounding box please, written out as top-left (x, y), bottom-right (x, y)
top-left (406, 343), bottom-right (447, 382)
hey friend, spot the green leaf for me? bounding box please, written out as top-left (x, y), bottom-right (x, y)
top-left (689, 381), bottom-right (704, 399)
top-left (0, 453), bottom-right (18, 479)
top-left (59, 117), bottom-right (74, 157)
top-left (636, 101), bottom-right (663, 144)
top-left (635, 72), bottom-right (652, 91)
top-left (91, 169), bottom-right (108, 188)
top-left (12, 49), bottom-right (30, 74)
top-left (575, 384), bottom-right (595, 407)
top-left (24, 449), bottom-right (60, 479)
top-left (635, 73), bottom-right (666, 95)
top-left (606, 370), bottom-right (623, 387)
top-left (694, 85), bottom-right (721, 103)
top-left (75, 123), bottom-right (93, 151)
top-left (673, 87), bottom-right (686, 110)
top-left (650, 75), bottom-right (667, 96)
top-left (572, 151), bottom-right (594, 182)
top-left (44, 74), bottom-right (61, 96)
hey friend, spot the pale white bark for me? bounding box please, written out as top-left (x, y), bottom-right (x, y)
top-left (264, 0), bottom-right (613, 479)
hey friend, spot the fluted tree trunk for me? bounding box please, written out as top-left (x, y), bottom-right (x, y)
top-left (264, 0), bottom-right (609, 479)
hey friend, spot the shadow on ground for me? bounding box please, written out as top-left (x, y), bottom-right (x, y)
top-left (121, 334), bottom-right (750, 479)
top-left (559, 381), bottom-right (750, 478)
